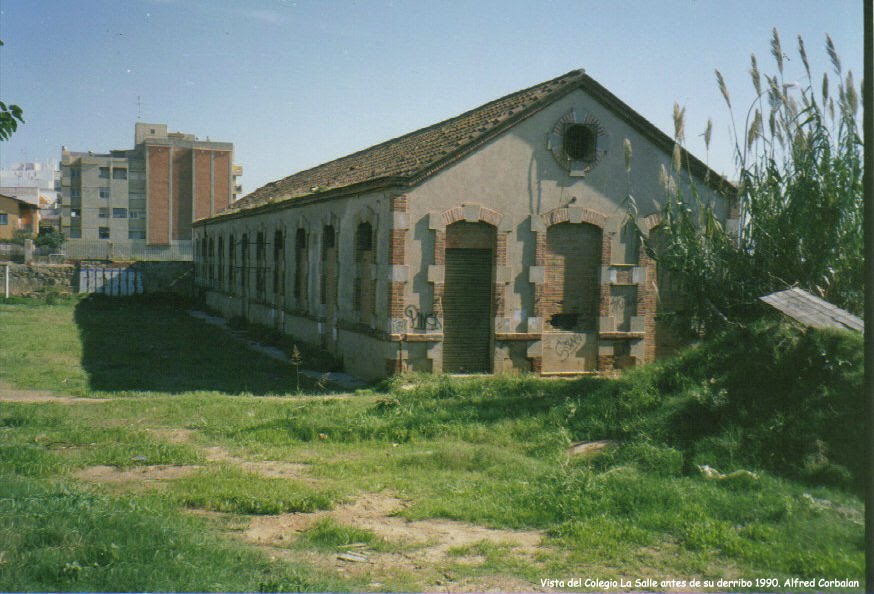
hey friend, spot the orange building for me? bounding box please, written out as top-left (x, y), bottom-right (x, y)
top-left (0, 193), bottom-right (39, 240)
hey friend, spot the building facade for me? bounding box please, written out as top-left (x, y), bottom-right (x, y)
top-left (0, 193), bottom-right (39, 240)
top-left (194, 70), bottom-right (734, 380)
top-left (0, 160), bottom-right (61, 232)
top-left (60, 123), bottom-right (242, 259)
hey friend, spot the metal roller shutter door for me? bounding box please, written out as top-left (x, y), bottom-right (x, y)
top-left (443, 248), bottom-right (492, 373)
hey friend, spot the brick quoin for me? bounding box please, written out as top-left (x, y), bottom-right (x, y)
top-left (432, 230), bottom-right (446, 320)
top-left (599, 284), bottom-right (612, 317)
top-left (493, 233), bottom-right (508, 317)
top-left (639, 242), bottom-right (659, 363)
top-left (147, 146), bottom-right (170, 245)
top-left (432, 282), bottom-right (444, 318)
top-left (434, 230), bottom-right (445, 265)
top-left (390, 194), bottom-right (408, 212)
top-left (389, 281), bottom-right (406, 318)
top-left (387, 195), bottom-right (409, 329)
top-left (495, 233), bottom-right (507, 265)
top-left (389, 230), bottom-right (406, 265)
top-left (385, 357), bottom-right (404, 375)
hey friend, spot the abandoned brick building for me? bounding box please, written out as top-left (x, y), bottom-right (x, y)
top-left (193, 69), bottom-right (733, 380)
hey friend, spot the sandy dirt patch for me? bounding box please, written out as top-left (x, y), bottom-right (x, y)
top-left (0, 388), bottom-right (107, 404)
top-left (246, 492), bottom-right (543, 554)
top-left (201, 444), bottom-right (317, 482)
top-left (74, 464), bottom-right (202, 490)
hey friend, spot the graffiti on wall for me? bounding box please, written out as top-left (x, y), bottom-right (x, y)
top-left (405, 304), bottom-right (442, 331)
top-left (554, 333), bottom-right (585, 361)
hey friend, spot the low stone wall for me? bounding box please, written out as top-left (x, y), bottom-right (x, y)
top-left (0, 262), bottom-right (77, 296)
top-left (0, 261), bottom-right (194, 297)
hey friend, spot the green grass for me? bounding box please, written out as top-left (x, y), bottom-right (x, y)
top-left (0, 297), bottom-right (863, 591)
top-left (294, 518), bottom-right (394, 552)
top-left (0, 475), bottom-right (337, 592)
top-left (170, 466), bottom-right (339, 514)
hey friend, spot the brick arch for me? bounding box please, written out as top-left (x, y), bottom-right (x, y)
top-left (439, 203), bottom-right (503, 228)
top-left (429, 204), bottom-right (509, 344)
top-left (639, 212), bottom-right (662, 236)
top-left (539, 206), bottom-right (608, 229)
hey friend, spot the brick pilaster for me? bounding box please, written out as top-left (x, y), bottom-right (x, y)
top-left (598, 354), bottom-right (615, 372)
top-left (388, 195), bottom-right (407, 327)
top-left (639, 243), bottom-right (659, 363)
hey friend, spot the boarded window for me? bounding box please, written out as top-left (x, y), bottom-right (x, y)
top-left (544, 222), bottom-right (601, 331)
top-left (354, 222), bottom-right (375, 324)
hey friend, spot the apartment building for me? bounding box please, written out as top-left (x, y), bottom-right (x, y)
top-left (60, 123), bottom-right (242, 259)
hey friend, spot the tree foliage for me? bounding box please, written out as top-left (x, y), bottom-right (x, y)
top-left (35, 227), bottom-right (65, 250)
top-left (646, 30), bottom-right (862, 334)
top-left (0, 41), bottom-right (24, 141)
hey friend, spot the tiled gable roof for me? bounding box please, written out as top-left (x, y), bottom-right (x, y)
top-left (211, 69), bottom-right (731, 220)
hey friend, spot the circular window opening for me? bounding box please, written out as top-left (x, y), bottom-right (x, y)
top-left (564, 124), bottom-right (597, 161)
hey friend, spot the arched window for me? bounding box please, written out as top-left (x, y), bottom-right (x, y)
top-left (273, 229), bottom-right (285, 297)
top-left (200, 236), bottom-right (208, 282)
top-left (228, 234), bottom-right (236, 287)
top-left (354, 222), bottom-right (374, 324)
top-left (294, 229), bottom-right (308, 303)
top-left (320, 226), bottom-right (336, 306)
top-left (207, 237), bottom-right (214, 283)
top-left (217, 236), bottom-right (224, 286)
top-left (255, 231), bottom-right (266, 299)
top-left (240, 233), bottom-right (248, 289)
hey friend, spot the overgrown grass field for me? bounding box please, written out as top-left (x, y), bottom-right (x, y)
top-left (0, 295), bottom-right (863, 591)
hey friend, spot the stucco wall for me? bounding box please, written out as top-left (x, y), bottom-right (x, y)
top-left (404, 88), bottom-right (726, 373)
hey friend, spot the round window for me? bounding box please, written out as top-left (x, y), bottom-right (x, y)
top-left (563, 124), bottom-right (596, 161)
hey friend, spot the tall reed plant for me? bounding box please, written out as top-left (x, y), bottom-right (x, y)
top-left (642, 30), bottom-right (862, 333)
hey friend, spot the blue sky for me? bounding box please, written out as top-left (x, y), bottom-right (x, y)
top-left (0, 0), bottom-right (863, 194)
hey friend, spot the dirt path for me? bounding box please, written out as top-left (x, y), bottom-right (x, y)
top-left (0, 385), bottom-right (356, 404)
top-left (0, 387), bottom-right (107, 404)
top-left (243, 492), bottom-right (551, 591)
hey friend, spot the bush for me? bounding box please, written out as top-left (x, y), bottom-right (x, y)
top-left (645, 30), bottom-right (862, 334)
top-left (35, 228), bottom-right (64, 250)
